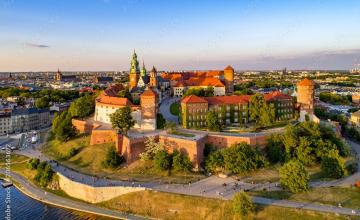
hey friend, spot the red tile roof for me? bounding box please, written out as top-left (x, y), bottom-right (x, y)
top-left (224, 65), bottom-right (234, 71)
top-left (181, 91), bottom-right (291, 105)
top-left (141, 88), bottom-right (157, 97)
top-left (297, 78), bottom-right (314, 86)
top-left (264, 91), bottom-right (292, 101)
top-left (204, 95), bottom-right (250, 105)
top-left (174, 77), bottom-right (225, 87)
top-left (181, 95), bottom-right (208, 104)
top-left (104, 84), bottom-right (125, 96)
top-left (97, 92), bottom-right (131, 106)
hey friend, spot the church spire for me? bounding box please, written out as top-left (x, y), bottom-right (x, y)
top-left (140, 60), bottom-right (147, 77)
top-left (130, 50), bottom-right (140, 74)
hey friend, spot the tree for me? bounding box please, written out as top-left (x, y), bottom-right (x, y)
top-left (222, 143), bottom-right (266, 174)
top-left (69, 94), bottom-right (95, 119)
top-left (321, 149), bottom-right (345, 179)
top-left (232, 192), bottom-right (255, 217)
top-left (279, 160), bottom-right (309, 193)
top-left (35, 97), bottom-right (50, 109)
top-left (205, 150), bottom-right (224, 172)
top-left (156, 113), bottom-right (166, 129)
top-left (154, 150), bottom-right (171, 171)
top-left (206, 111), bottom-right (221, 132)
top-left (296, 137), bottom-right (316, 166)
top-left (34, 162), bottom-right (54, 187)
top-left (102, 147), bottom-right (124, 169)
top-left (249, 93), bottom-right (266, 123)
top-left (139, 136), bottom-right (164, 161)
top-left (27, 158), bottom-right (40, 170)
top-left (259, 103), bottom-right (276, 126)
top-left (110, 106), bottom-right (135, 135)
top-left (266, 134), bottom-right (285, 163)
top-left (56, 111), bottom-right (77, 142)
top-left (117, 89), bottom-right (132, 101)
top-left (172, 150), bottom-right (192, 172)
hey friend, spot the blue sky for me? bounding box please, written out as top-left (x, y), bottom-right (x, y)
top-left (1, 0), bottom-right (360, 71)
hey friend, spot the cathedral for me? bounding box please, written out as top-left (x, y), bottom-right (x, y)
top-left (128, 51), bottom-right (171, 103)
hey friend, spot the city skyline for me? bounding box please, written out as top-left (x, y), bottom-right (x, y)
top-left (1, 0), bottom-right (360, 71)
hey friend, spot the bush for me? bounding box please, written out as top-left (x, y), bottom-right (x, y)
top-left (222, 143), bottom-right (266, 174)
top-left (266, 134), bottom-right (284, 163)
top-left (102, 147), bottom-right (124, 169)
top-left (232, 192), bottom-right (255, 217)
top-left (156, 113), bottom-right (166, 129)
top-left (279, 160), bottom-right (309, 193)
top-left (27, 158), bottom-right (40, 170)
top-left (154, 150), bottom-right (171, 171)
top-left (172, 150), bottom-right (192, 172)
top-left (34, 162), bottom-right (54, 187)
top-left (205, 150), bottom-right (224, 172)
top-left (321, 149), bottom-right (345, 179)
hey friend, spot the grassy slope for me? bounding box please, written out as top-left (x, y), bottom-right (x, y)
top-left (99, 190), bottom-right (350, 220)
top-left (43, 135), bottom-right (203, 183)
top-left (249, 187), bottom-right (360, 210)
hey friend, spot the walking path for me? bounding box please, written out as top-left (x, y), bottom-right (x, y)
top-left (0, 170), bottom-right (148, 220)
top-left (7, 131), bottom-right (360, 217)
top-left (159, 97), bottom-right (179, 124)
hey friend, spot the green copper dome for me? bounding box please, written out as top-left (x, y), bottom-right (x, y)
top-left (140, 61), bottom-right (147, 76)
top-left (130, 50), bottom-right (140, 74)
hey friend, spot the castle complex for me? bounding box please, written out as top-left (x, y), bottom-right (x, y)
top-left (72, 51), bottom-right (317, 168)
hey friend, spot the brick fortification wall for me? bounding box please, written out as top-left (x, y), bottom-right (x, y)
top-left (72, 119), bottom-right (100, 134)
top-left (158, 135), bottom-right (206, 169)
top-left (89, 130), bottom-right (118, 145)
top-left (206, 134), bottom-right (268, 149)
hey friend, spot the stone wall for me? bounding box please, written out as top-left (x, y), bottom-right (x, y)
top-left (89, 129), bottom-right (118, 145)
top-left (57, 172), bottom-right (145, 203)
top-left (72, 119), bottom-right (100, 134)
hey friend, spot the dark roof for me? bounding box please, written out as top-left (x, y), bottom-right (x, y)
top-left (96, 76), bottom-right (113, 82)
top-left (12, 108), bottom-right (49, 116)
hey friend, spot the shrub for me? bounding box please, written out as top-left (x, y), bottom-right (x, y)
top-left (279, 160), bottom-right (309, 193)
top-left (321, 149), bottom-right (345, 179)
top-left (156, 113), bottom-right (166, 129)
top-left (34, 162), bottom-right (54, 187)
top-left (232, 192), bottom-right (255, 216)
top-left (222, 143), bottom-right (266, 174)
top-left (27, 158), bottom-right (40, 170)
top-left (266, 134), bottom-right (284, 163)
top-left (102, 147), bottom-right (124, 169)
top-left (154, 150), bottom-right (171, 171)
top-left (172, 150), bottom-right (192, 172)
top-left (205, 150), bottom-right (224, 172)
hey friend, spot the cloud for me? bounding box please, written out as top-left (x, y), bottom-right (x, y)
top-left (25, 43), bottom-right (50, 48)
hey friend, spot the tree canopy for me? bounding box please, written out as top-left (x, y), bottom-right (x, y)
top-left (110, 106), bottom-right (135, 135)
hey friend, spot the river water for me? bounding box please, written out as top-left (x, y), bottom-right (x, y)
top-left (0, 180), bottom-right (113, 220)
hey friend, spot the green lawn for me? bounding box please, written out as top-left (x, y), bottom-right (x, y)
top-left (249, 187), bottom-right (360, 210)
top-left (99, 190), bottom-right (350, 220)
top-left (170, 102), bottom-right (180, 116)
top-left (168, 130), bottom-right (195, 138)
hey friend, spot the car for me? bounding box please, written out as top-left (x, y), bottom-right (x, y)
top-left (0, 146), bottom-right (5, 151)
top-left (10, 146), bottom-right (17, 150)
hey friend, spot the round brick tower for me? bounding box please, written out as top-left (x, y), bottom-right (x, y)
top-left (297, 78), bottom-right (315, 114)
top-left (224, 65), bottom-right (234, 95)
top-left (140, 87), bottom-right (158, 130)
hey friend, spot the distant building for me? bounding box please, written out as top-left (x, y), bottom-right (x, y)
top-left (94, 76), bottom-right (113, 84)
top-left (11, 108), bottom-right (51, 133)
top-left (55, 69), bottom-right (77, 82)
top-left (0, 112), bottom-right (11, 135)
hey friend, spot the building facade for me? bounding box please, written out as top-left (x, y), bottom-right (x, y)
top-left (0, 113), bottom-right (11, 135)
top-left (180, 91), bottom-right (294, 129)
top-left (10, 108), bottom-right (51, 133)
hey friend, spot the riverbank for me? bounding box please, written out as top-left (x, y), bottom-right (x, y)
top-left (0, 170), bottom-right (148, 220)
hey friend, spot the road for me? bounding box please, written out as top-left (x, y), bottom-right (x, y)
top-left (0, 170), bottom-right (148, 220)
top-left (159, 97), bottom-right (179, 124)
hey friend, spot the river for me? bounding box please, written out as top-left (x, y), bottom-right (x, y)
top-left (0, 180), bottom-right (113, 220)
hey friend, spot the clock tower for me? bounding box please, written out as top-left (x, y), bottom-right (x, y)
top-left (129, 50), bottom-right (140, 90)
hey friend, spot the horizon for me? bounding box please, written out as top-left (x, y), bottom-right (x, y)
top-left (1, 0), bottom-right (360, 71)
